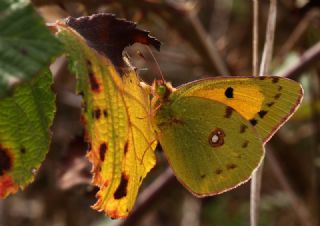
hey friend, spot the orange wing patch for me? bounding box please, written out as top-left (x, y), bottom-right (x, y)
top-left (185, 85), bottom-right (264, 120)
top-left (173, 76), bottom-right (303, 143)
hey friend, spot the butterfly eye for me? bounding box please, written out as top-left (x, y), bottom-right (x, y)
top-left (157, 85), bottom-right (166, 95)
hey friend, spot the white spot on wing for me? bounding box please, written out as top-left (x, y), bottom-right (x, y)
top-left (211, 135), bottom-right (219, 143)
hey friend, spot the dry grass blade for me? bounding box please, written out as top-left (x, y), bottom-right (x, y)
top-left (252, 0), bottom-right (259, 77)
top-left (251, 1), bottom-right (278, 226)
top-left (259, 0), bottom-right (277, 76)
top-left (250, 160), bottom-right (264, 226)
top-left (180, 194), bottom-right (201, 226)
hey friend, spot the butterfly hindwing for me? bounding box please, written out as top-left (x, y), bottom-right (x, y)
top-left (173, 76), bottom-right (303, 143)
top-left (155, 96), bottom-right (264, 195)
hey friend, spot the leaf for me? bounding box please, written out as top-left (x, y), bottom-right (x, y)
top-left (0, 70), bottom-right (56, 198)
top-left (56, 14), bottom-right (160, 218)
top-left (0, 0), bottom-right (62, 97)
top-left (65, 13), bottom-right (160, 68)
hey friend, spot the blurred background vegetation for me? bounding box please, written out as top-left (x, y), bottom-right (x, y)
top-left (1, 0), bottom-right (320, 226)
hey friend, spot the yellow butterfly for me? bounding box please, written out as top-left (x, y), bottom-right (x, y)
top-left (150, 76), bottom-right (303, 195)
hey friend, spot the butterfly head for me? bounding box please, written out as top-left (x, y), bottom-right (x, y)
top-left (152, 80), bottom-right (174, 101)
top-left (150, 80), bottom-right (175, 114)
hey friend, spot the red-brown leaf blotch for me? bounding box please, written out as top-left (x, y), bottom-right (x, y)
top-left (65, 13), bottom-right (161, 69)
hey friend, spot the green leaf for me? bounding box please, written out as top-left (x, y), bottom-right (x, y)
top-left (0, 0), bottom-right (62, 96)
top-left (0, 70), bottom-right (56, 198)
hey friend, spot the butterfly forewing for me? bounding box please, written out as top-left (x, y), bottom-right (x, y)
top-left (155, 96), bottom-right (264, 196)
top-left (173, 76), bottom-right (303, 143)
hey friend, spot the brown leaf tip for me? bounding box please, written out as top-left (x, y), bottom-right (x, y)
top-left (65, 13), bottom-right (161, 68)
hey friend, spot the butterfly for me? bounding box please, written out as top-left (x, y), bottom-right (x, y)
top-left (150, 76), bottom-right (303, 196)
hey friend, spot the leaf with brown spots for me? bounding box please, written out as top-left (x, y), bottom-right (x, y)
top-left (0, 71), bottom-right (55, 198)
top-left (56, 16), bottom-right (158, 219)
top-left (0, 0), bottom-right (62, 97)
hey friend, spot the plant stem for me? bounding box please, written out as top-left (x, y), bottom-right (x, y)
top-left (252, 0), bottom-right (259, 77)
top-left (251, 1), bottom-right (277, 226)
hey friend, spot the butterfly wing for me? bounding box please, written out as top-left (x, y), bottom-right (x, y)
top-left (154, 96), bottom-right (264, 196)
top-left (173, 76), bottom-right (303, 143)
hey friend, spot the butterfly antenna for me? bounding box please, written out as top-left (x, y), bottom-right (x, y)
top-left (139, 139), bottom-right (158, 165)
top-left (146, 46), bottom-right (165, 82)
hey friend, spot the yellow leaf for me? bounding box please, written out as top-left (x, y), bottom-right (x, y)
top-left (57, 19), bottom-right (157, 218)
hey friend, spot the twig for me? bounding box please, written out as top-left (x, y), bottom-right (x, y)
top-left (136, 0), bottom-right (230, 75)
top-left (34, 0), bottom-right (230, 75)
top-left (310, 70), bottom-right (320, 226)
top-left (251, 1), bottom-right (277, 226)
top-left (278, 9), bottom-right (320, 57)
top-left (267, 150), bottom-right (314, 226)
top-left (180, 194), bottom-right (201, 226)
top-left (250, 159), bottom-right (264, 226)
top-left (186, 12), bottom-right (230, 75)
top-left (259, 0), bottom-right (277, 76)
top-left (284, 41), bottom-right (320, 79)
top-left (250, 3), bottom-right (260, 226)
top-left (252, 0), bottom-right (259, 77)
top-left (122, 0), bottom-right (230, 75)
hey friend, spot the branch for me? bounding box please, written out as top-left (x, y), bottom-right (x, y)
top-left (32, 0), bottom-right (230, 75)
top-left (284, 41), bottom-right (320, 79)
top-left (267, 150), bottom-right (314, 226)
